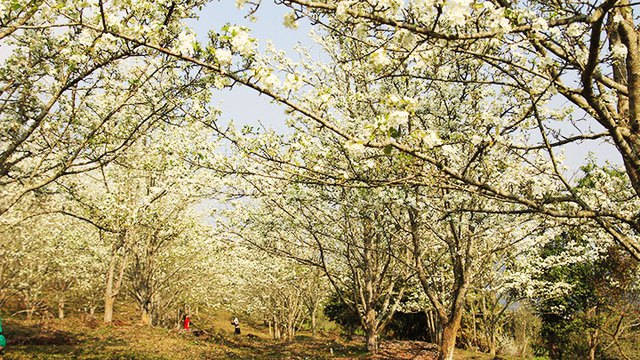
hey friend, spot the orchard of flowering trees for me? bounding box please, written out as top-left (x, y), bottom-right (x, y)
top-left (1, 1), bottom-right (640, 359)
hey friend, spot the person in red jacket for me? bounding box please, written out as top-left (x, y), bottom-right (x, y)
top-left (183, 315), bottom-right (191, 331)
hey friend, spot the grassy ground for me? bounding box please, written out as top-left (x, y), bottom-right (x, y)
top-left (453, 349), bottom-right (548, 360)
top-left (1, 317), bottom-right (367, 360)
top-left (0, 316), bottom-right (535, 359)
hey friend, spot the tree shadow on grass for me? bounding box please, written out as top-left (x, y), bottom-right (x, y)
top-left (239, 336), bottom-right (440, 360)
top-left (3, 320), bottom-right (127, 359)
top-left (365, 340), bottom-right (439, 360)
top-left (6, 321), bottom-right (80, 347)
top-left (215, 333), bottom-right (367, 359)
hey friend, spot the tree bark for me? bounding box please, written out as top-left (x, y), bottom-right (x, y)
top-left (104, 249), bottom-right (117, 323)
top-left (311, 305), bottom-right (317, 337)
top-left (58, 296), bottom-right (65, 320)
top-left (588, 324), bottom-right (599, 360)
top-left (488, 330), bottom-right (497, 357)
top-left (141, 307), bottom-right (152, 325)
top-left (26, 307), bottom-right (35, 321)
top-left (104, 244), bottom-right (127, 323)
top-left (426, 310), bottom-right (441, 344)
top-left (365, 327), bottom-right (379, 353)
top-left (274, 317), bottom-right (281, 339)
top-left (104, 292), bottom-right (115, 323)
top-left (470, 308), bottom-right (477, 351)
top-left (364, 308), bottom-right (379, 353)
top-left (439, 319), bottom-right (461, 360)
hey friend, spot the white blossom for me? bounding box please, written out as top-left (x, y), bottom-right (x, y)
top-left (264, 73), bottom-right (281, 88)
top-left (611, 43), bottom-right (628, 59)
top-left (566, 22), bottom-right (584, 37)
top-left (388, 110), bottom-right (409, 127)
top-left (176, 29), bottom-right (196, 56)
top-left (284, 73), bottom-right (303, 91)
top-left (336, 1), bottom-right (351, 21)
top-left (229, 26), bottom-right (255, 56)
top-left (444, 0), bottom-right (473, 27)
top-left (531, 17), bottom-right (548, 32)
top-left (354, 23), bottom-right (369, 39)
top-left (612, 14), bottom-right (624, 24)
top-left (370, 47), bottom-right (392, 68)
top-left (215, 48), bottom-right (233, 66)
top-left (421, 130), bottom-right (442, 147)
top-left (345, 140), bottom-right (366, 155)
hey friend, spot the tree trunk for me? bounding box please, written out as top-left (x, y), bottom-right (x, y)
top-left (104, 250), bottom-right (116, 323)
top-left (141, 307), bottom-right (152, 325)
top-left (104, 292), bottom-right (115, 323)
top-left (488, 330), bottom-right (497, 357)
top-left (311, 305), bottom-right (317, 337)
top-left (589, 329), bottom-right (599, 360)
top-left (26, 306), bottom-right (35, 321)
top-left (365, 327), bottom-right (379, 353)
top-left (57, 296), bottom-right (65, 320)
top-left (471, 308), bottom-right (477, 351)
top-left (519, 321), bottom-right (528, 357)
top-left (103, 238), bottom-right (127, 323)
top-left (364, 308), bottom-right (380, 353)
top-left (288, 323), bottom-right (295, 341)
top-left (426, 310), bottom-right (441, 344)
top-left (274, 317), bottom-right (281, 339)
top-left (439, 320), bottom-right (460, 360)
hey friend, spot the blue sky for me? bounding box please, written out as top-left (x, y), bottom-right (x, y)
top-left (188, 1), bottom-right (314, 134)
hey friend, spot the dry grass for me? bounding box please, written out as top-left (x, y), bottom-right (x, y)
top-left (0, 316), bottom-right (534, 359)
top-left (1, 316), bottom-right (366, 360)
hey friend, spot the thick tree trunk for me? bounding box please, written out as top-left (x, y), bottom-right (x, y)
top-left (439, 320), bottom-right (460, 360)
top-left (104, 293), bottom-right (115, 323)
top-left (437, 291), bottom-right (465, 360)
top-left (365, 328), bottom-right (379, 353)
top-left (364, 308), bottom-right (379, 353)
top-left (286, 316), bottom-right (295, 341)
top-left (289, 324), bottom-right (296, 341)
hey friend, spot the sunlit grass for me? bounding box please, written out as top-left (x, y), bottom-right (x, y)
top-left (2, 316), bottom-right (365, 360)
top-left (2, 315), bottom-right (538, 359)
